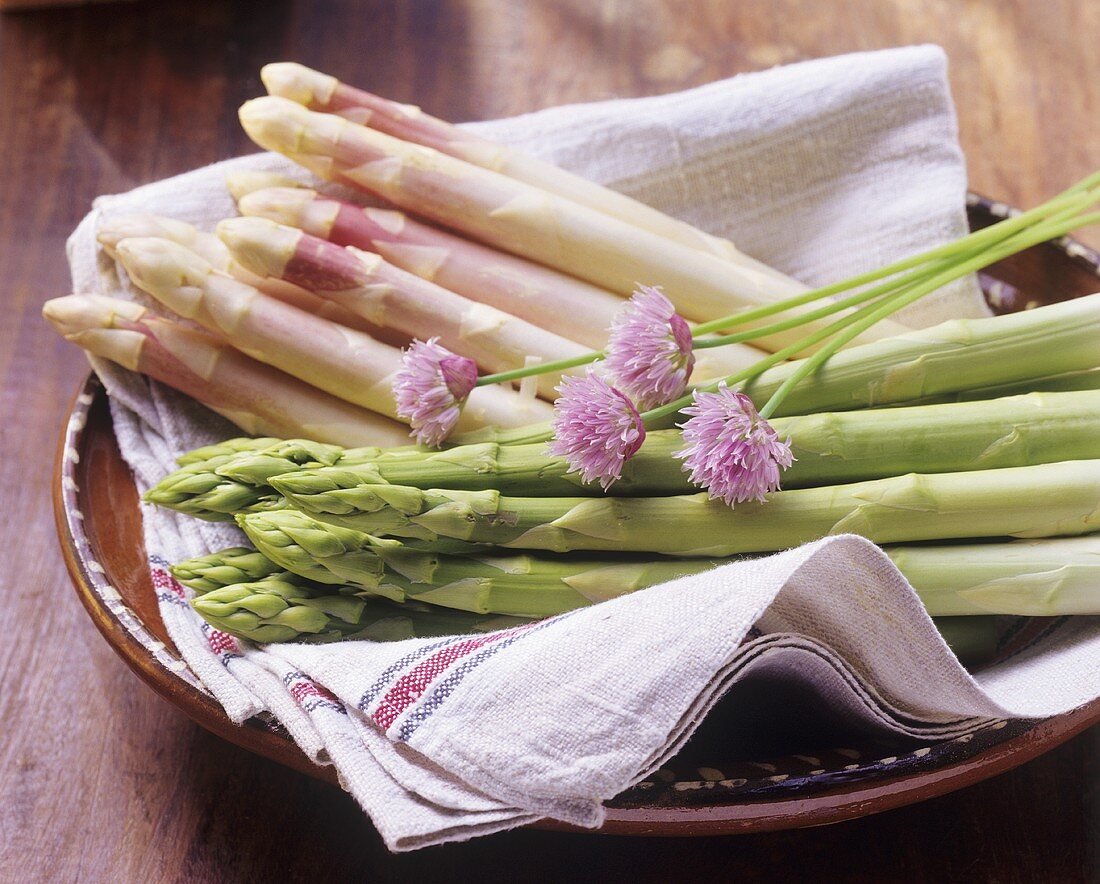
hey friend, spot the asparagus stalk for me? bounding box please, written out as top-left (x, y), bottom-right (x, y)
top-left (885, 536), bottom-right (1100, 616)
top-left (99, 214), bottom-right (239, 271)
top-left (260, 62), bottom-right (789, 271)
top-left (146, 436), bottom-right (402, 520)
top-left (272, 391), bottom-right (1100, 502)
top-left (112, 236), bottom-right (552, 431)
top-left (189, 535), bottom-right (1100, 641)
top-left (217, 216), bottom-right (590, 399)
top-left (95, 213), bottom-right (401, 341)
top-left (237, 509), bottom-right (718, 615)
top-left (267, 460), bottom-right (1100, 555)
top-left (144, 461), bottom-right (285, 521)
top-left (754, 293), bottom-right (1100, 417)
top-left (238, 96), bottom-right (909, 351)
top-left (237, 186), bottom-right (629, 349)
top-left (236, 508), bottom-right (1100, 622)
top-left (193, 573), bottom-right (1009, 656)
top-left (206, 441), bottom-right (383, 485)
top-left (896, 367), bottom-right (1100, 405)
top-left (179, 437), bottom-right (350, 470)
top-left (233, 510), bottom-right (403, 596)
top-left (456, 292), bottom-right (1100, 446)
top-left (143, 385), bottom-right (1100, 523)
top-left (42, 295), bottom-right (411, 447)
top-left (236, 186), bottom-right (765, 382)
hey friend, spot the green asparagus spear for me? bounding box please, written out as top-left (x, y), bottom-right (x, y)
top-left (749, 292), bottom-right (1100, 417)
top-left (885, 535), bottom-right (1100, 616)
top-left (143, 453), bottom-right (287, 520)
top-left (901, 367), bottom-right (1100, 405)
top-left (154, 293), bottom-right (1100, 494)
top-left (265, 460), bottom-right (1100, 555)
top-left (170, 364), bottom-right (1100, 482)
top-left (145, 433), bottom-right (408, 521)
top-left (188, 533), bottom-right (1100, 640)
top-left (190, 580), bottom-right (1006, 654)
top-left (452, 294), bottom-right (1100, 445)
top-left (273, 391), bottom-right (1100, 503)
top-left (211, 438), bottom-right (380, 485)
top-left (237, 509), bottom-right (719, 615)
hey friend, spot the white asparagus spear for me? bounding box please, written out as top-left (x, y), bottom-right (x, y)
top-left (96, 213), bottom-right (407, 346)
top-left (112, 237), bottom-right (553, 432)
top-left (259, 61), bottom-right (793, 278)
top-left (238, 97), bottom-right (907, 352)
top-left (217, 216), bottom-right (590, 399)
top-left (236, 186), bottom-right (764, 381)
top-left (42, 294), bottom-right (410, 447)
top-left (238, 186), bottom-right (625, 347)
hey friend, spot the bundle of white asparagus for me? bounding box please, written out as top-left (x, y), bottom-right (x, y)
top-left (45, 62), bottom-right (1100, 646)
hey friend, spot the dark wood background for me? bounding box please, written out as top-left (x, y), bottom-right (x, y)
top-left (1, 1), bottom-right (1096, 880)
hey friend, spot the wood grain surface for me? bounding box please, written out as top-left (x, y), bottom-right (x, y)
top-left (1, 1), bottom-right (1096, 880)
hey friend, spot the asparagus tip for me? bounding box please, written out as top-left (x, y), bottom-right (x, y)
top-left (216, 216), bottom-right (300, 279)
top-left (42, 293), bottom-right (146, 335)
top-left (97, 214), bottom-right (191, 256)
top-left (239, 95), bottom-right (315, 154)
top-left (237, 186), bottom-right (318, 226)
top-left (115, 237), bottom-right (212, 308)
top-left (225, 171), bottom-right (309, 202)
top-left (260, 62), bottom-right (338, 107)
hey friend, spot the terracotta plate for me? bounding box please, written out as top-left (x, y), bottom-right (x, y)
top-left (53, 196), bottom-right (1100, 836)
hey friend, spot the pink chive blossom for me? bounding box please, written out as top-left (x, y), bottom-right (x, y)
top-left (393, 337), bottom-right (478, 447)
top-left (548, 370), bottom-right (646, 490)
top-left (603, 285), bottom-right (696, 410)
top-left (674, 384), bottom-right (794, 506)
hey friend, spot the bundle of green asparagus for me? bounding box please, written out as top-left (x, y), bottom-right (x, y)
top-left (42, 61), bottom-right (1100, 646)
top-left (148, 296), bottom-right (1100, 642)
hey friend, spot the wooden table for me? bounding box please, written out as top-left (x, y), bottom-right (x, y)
top-left (1, 1), bottom-right (1096, 879)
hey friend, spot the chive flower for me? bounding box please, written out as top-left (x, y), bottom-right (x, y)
top-left (393, 337), bottom-right (478, 447)
top-left (548, 369), bottom-right (646, 489)
top-left (604, 285), bottom-right (695, 409)
top-left (675, 384), bottom-right (794, 505)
